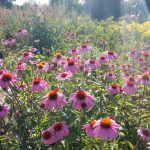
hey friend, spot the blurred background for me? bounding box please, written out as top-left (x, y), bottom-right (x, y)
top-left (0, 0), bottom-right (150, 22)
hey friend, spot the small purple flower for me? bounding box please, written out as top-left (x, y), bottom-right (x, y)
top-left (122, 81), bottom-right (137, 95)
top-left (42, 89), bottom-right (67, 111)
top-left (77, 44), bottom-right (92, 53)
top-left (85, 59), bottom-right (99, 69)
top-left (51, 121), bottom-right (69, 140)
top-left (69, 90), bottom-right (94, 110)
top-left (0, 103), bottom-right (10, 118)
top-left (16, 29), bottom-right (28, 37)
top-left (83, 119), bottom-right (97, 137)
top-left (56, 72), bottom-right (72, 81)
top-left (108, 84), bottom-right (120, 94)
top-left (93, 117), bottom-right (122, 140)
top-left (136, 73), bottom-right (150, 86)
top-left (16, 62), bottom-right (26, 71)
top-left (3, 38), bottom-right (16, 46)
top-left (20, 52), bottom-right (33, 62)
top-left (103, 50), bottom-right (117, 60)
top-left (31, 77), bottom-right (48, 92)
top-left (137, 127), bottom-right (150, 142)
top-left (64, 59), bottom-right (79, 74)
top-left (42, 128), bottom-right (58, 145)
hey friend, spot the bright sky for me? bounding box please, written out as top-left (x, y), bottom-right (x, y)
top-left (14, 0), bottom-right (49, 5)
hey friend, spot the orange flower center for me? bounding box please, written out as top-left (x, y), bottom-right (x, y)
top-left (82, 44), bottom-right (87, 48)
top-left (142, 129), bottom-right (150, 136)
top-left (55, 53), bottom-right (62, 59)
top-left (23, 52), bottom-right (29, 57)
top-left (88, 119), bottom-right (96, 127)
top-left (71, 49), bottom-right (76, 52)
top-left (142, 74), bottom-right (149, 80)
top-left (18, 62), bottom-right (23, 65)
top-left (90, 59), bottom-right (95, 64)
top-left (108, 50), bottom-right (114, 55)
top-left (48, 90), bottom-right (58, 100)
top-left (100, 118), bottom-right (111, 129)
top-left (76, 90), bottom-right (86, 100)
top-left (2, 73), bottom-right (12, 81)
top-left (68, 59), bottom-right (75, 66)
top-left (18, 29), bottom-right (22, 32)
top-left (42, 130), bottom-right (51, 139)
top-left (127, 81), bottom-right (134, 87)
top-left (33, 78), bottom-right (41, 84)
top-left (100, 56), bottom-right (105, 60)
top-left (53, 122), bottom-right (62, 131)
top-left (61, 72), bottom-right (67, 78)
top-left (37, 64), bottom-right (44, 69)
top-left (128, 76), bottom-right (135, 82)
top-left (108, 72), bottom-right (113, 76)
top-left (111, 84), bottom-right (117, 89)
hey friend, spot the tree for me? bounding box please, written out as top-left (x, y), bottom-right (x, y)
top-left (85, 0), bottom-right (121, 20)
top-left (145, 0), bottom-right (150, 11)
top-left (0, 0), bottom-right (15, 8)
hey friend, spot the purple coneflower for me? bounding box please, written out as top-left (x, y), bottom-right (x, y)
top-left (93, 117), bottom-right (121, 140)
top-left (69, 90), bottom-right (94, 110)
top-left (137, 127), bottom-right (150, 142)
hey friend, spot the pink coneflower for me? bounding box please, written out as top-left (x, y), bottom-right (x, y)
top-left (136, 58), bottom-right (145, 64)
top-left (28, 47), bottom-right (37, 53)
top-left (51, 121), bottom-right (69, 140)
top-left (77, 44), bottom-right (92, 53)
top-left (129, 50), bottom-right (138, 58)
top-left (103, 50), bottom-right (117, 60)
top-left (136, 73), bottom-right (150, 86)
top-left (85, 59), bottom-right (99, 69)
top-left (125, 76), bottom-right (135, 83)
top-left (83, 119), bottom-right (97, 137)
top-left (64, 59), bottom-right (79, 74)
top-left (3, 38), bottom-right (16, 46)
top-left (36, 62), bottom-right (49, 73)
top-left (0, 103), bottom-right (10, 118)
top-left (108, 84), bottom-right (120, 94)
top-left (122, 81), bottom-right (137, 95)
top-left (56, 72), bottom-right (72, 81)
top-left (93, 117), bottom-right (121, 140)
top-left (121, 64), bottom-right (132, 71)
top-left (42, 89), bottom-right (67, 111)
top-left (20, 51), bottom-right (33, 62)
top-left (52, 53), bottom-right (65, 63)
top-left (139, 66), bottom-right (149, 73)
top-left (42, 128), bottom-right (57, 145)
top-left (16, 62), bottom-right (26, 71)
top-left (31, 77), bottom-right (48, 92)
top-left (69, 90), bottom-right (94, 110)
top-left (0, 72), bottom-right (17, 88)
top-left (105, 72), bottom-right (116, 79)
top-left (98, 55), bottom-right (107, 64)
top-left (141, 50), bottom-right (150, 57)
top-left (137, 127), bottom-right (150, 142)
top-left (65, 32), bottom-right (76, 38)
top-left (16, 29), bottom-right (28, 37)
top-left (69, 48), bottom-right (80, 55)
top-left (108, 64), bottom-right (117, 68)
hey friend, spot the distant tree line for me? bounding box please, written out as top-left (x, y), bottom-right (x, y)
top-left (0, 0), bottom-right (15, 8)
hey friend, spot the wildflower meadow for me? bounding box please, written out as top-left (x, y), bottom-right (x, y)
top-left (0, 1), bottom-right (150, 150)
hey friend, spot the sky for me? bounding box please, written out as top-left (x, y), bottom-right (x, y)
top-left (14, 0), bottom-right (49, 5)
